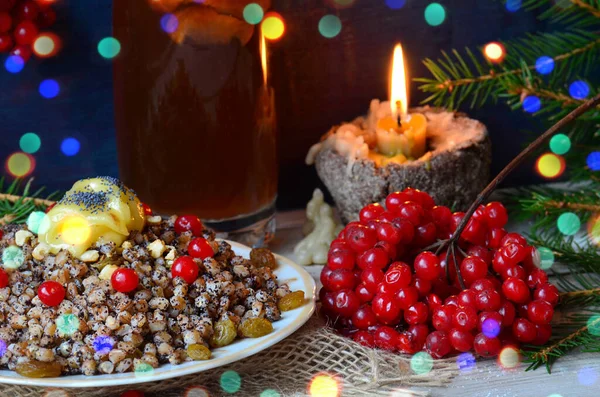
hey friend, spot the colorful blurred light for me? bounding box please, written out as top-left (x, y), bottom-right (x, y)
top-left (386, 0), bottom-right (407, 9)
top-left (410, 351), bottom-right (434, 375)
top-left (5, 55), bottom-right (24, 73)
top-left (260, 390), bottom-right (281, 397)
top-left (33, 34), bottom-right (59, 58)
top-left (184, 386), bottom-right (211, 397)
top-left (92, 335), bottom-right (115, 354)
top-left (0, 340), bottom-right (5, 357)
top-left (549, 133), bottom-right (571, 155)
top-left (27, 211), bottom-right (47, 234)
top-left (319, 15), bottom-right (342, 39)
top-left (243, 3), bottom-right (264, 25)
top-left (160, 13), bottom-right (179, 33)
top-left (61, 137), bottom-right (81, 156)
top-left (220, 370), bottom-right (242, 394)
top-left (20, 132), bottom-right (41, 154)
top-left (60, 216), bottom-right (91, 245)
top-left (484, 42), bottom-right (505, 63)
top-left (587, 315), bottom-right (600, 336)
top-left (535, 56), bottom-right (555, 75)
top-left (588, 215), bottom-right (600, 246)
top-left (2, 246), bottom-right (24, 270)
top-left (39, 79), bottom-right (60, 99)
top-left (262, 13), bottom-right (285, 41)
top-left (134, 362), bottom-right (154, 377)
top-left (6, 152), bottom-right (34, 177)
top-left (505, 0), bottom-right (522, 12)
top-left (569, 80), bottom-right (590, 100)
top-left (309, 374), bottom-right (340, 397)
top-left (587, 151), bottom-right (600, 171)
top-left (522, 96), bottom-right (541, 113)
top-left (578, 367), bottom-right (598, 386)
top-left (56, 314), bottom-right (80, 336)
top-left (424, 3), bottom-right (446, 26)
top-left (498, 346), bottom-right (520, 369)
top-left (557, 212), bottom-right (581, 236)
top-left (535, 153), bottom-right (565, 179)
top-left (456, 352), bottom-right (476, 372)
top-left (98, 37), bottom-right (121, 59)
top-left (537, 247), bottom-right (555, 269)
top-left (482, 318), bottom-right (501, 338)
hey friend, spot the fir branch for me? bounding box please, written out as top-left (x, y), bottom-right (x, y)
top-left (527, 231), bottom-right (600, 274)
top-left (555, 270), bottom-right (600, 307)
top-left (520, 0), bottom-right (600, 26)
top-left (0, 178), bottom-right (58, 225)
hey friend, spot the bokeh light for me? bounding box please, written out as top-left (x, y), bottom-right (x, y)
top-left (57, 314), bottom-right (80, 336)
top-left (385, 0), bottom-right (406, 10)
top-left (2, 245), bottom-right (24, 270)
top-left (523, 96), bottom-right (541, 113)
top-left (220, 370), bottom-right (242, 394)
top-left (549, 133), bottom-right (571, 155)
top-left (484, 42), bottom-right (505, 63)
top-left (569, 80), bottom-right (590, 100)
top-left (261, 13), bottom-right (285, 41)
top-left (557, 212), bottom-right (581, 236)
top-left (33, 34), bottom-right (59, 58)
top-left (5, 55), bottom-right (24, 73)
top-left (410, 351), bottom-right (434, 375)
top-left (6, 152), bottom-right (35, 178)
top-left (61, 137), bottom-right (81, 156)
top-left (243, 3), bottom-right (264, 25)
top-left (309, 373), bottom-right (340, 397)
top-left (27, 211), bottom-right (47, 234)
top-left (424, 3), bottom-right (446, 26)
top-left (536, 153), bottom-right (565, 179)
top-left (184, 386), bottom-right (211, 397)
top-left (260, 390), bottom-right (281, 397)
top-left (587, 315), bottom-right (600, 336)
top-left (456, 352), bottom-right (476, 372)
top-left (587, 151), bottom-right (600, 171)
top-left (0, 340), bottom-right (6, 357)
top-left (498, 346), bottom-right (520, 369)
top-left (318, 15), bottom-right (342, 39)
top-left (160, 13), bottom-right (178, 33)
top-left (20, 132), bottom-right (41, 154)
top-left (578, 367), bottom-right (598, 386)
top-left (588, 215), bottom-right (600, 246)
top-left (537, 247), bottom-right (555, 269)
top-left (535, 56), bottom-right (555, 75)
top-left (98, 37), bottom-right (121, 59)
top-left (93, 335), bottom-right (115, 355)
top-left (134, 362), bottom-right (154, 377)
top-left (60, 216), bottom-right (92, 245)
top-left (482, 318), bottom-right (501, 338)
top-left (39, 79), bottom-right (60, 99)
top-left (505, 0), bottom-right (522, 12)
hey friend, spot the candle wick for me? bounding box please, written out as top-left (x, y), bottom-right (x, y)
top-left (395, 100), bottom-right (402, 125)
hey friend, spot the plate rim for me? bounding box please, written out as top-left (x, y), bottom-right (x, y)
top-left (0, 240), bottom-right (316, 388)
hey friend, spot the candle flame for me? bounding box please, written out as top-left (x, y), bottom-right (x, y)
top-left (390, 43), bottom-right (408, 120)
top-left (260, 31), bottom-right (268, 86)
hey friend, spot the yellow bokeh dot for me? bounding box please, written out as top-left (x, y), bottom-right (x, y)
top-left (262, 13), bottom-right (285, 40)
top-left (6, 152), bottom-right (33, 177)
top-left (309, 374), bottom-right (340, 397)
top-left (588, 215), bottom-right (600, 246)
top-left (498, 347), bottom-right (520, 369)
top-left (34, 35), bottom-right (56, 57)
top-left (536, 153), bottom-right (564, 178)
top-left (60, 216), bottom-right (91, 245)
top-left (484, 42), bottom-right (504, 62)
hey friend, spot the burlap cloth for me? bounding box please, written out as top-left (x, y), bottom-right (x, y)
top-left (0, 316), bottom-right (458, 397)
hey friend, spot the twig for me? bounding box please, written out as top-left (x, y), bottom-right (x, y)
top-left (560, 288), bottom-right (600, 300)
top-left (544, 201), bottom-right (600, 212)
top-left (530, 316), bottom-right (600, 363)
top-left (0, 193), bottom-right (56, 207)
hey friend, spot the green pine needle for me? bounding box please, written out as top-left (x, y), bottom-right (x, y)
top-left (0, 178), bottom-right (58, 224)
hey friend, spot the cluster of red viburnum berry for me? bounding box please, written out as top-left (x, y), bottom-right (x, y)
top-left (0, 0), bottom-right (56, 58)
top-left (319, 188), bottom-right (559, 359)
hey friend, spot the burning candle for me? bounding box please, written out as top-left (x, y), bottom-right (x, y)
top-left (375, 44), bottom-right (428, 160)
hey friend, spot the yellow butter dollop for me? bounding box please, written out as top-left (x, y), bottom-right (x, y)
top-left (38, 177), bottom-right (145, 258)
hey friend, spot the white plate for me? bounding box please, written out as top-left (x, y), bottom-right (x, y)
top-left (0, 240), bottom-right (316, 388)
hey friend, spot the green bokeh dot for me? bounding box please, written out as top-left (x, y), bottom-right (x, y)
top-left (57, 314), bottom-right (80, 336)
top-left (2, 246), bottom-right (24, 270)
top-left (557, 212), bottom-right (581, 236)
top-left (134, 362), bottom-right (154, 377)
top-left (98, 37), bottom-right (121, 59)
top-left (243, 3), bottom-right (264, 25)
top-left (549, 134), bottom-right (571, 155)
top-left (27, 211), bottom-right (47, 235)
top-left (19, 133), bottom-right (41, 154)
top-left (318, 15), bottom-right (342, 39)
top-left (260, 390), bottom-right (281, 397)
top-left (410, 351), bottom-right (434, 375)
top-left (537, 247), bottom-right (555, 270)
top-left (220, 370), bottom-right (242, 394)
top-left (424, 3), bottom-right (446, 26)
top-left (587, 315), bottom-right (600, 336)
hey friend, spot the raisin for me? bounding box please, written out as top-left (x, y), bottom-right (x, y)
top-left (250, 248), bottom-right (277, 269)
top-left (15, 360), bottom-right (62, 378)
top-left (210, 319), bottom-right (237, 348)
top-left (278, 290), bottom-right (305, 312)
top-left (240, 318), bottom-right (273, 338)
top-left (187, 344), bottom-right (211, 360)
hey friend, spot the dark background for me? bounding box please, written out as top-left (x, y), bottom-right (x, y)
top-left (1, 0), bottom-right (550, 209)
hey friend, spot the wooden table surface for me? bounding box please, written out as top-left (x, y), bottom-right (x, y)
top-left (271, 210), bottom-right (600, 397)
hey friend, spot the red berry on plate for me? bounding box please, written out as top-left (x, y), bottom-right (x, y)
top-left (391, 218), bottom-right (415, 244)
top-left (534, 283), bottom-right (559, 306)
top-left (460, 256), bottom-right (488, 286)
top-left (453, 305), bottom-right (478, 331)
top-left (478, 311), bottom-right (503, 332)
top-left (527, 299), bottom-right (554, 325)
top-left (142, 203), bottom-right (152, 215)
top-left (500, 243), bottom-right (528, 266)
top-left (352, 330), bottom-right (375, 347)
top-left (120, 391), bottom-right (145, 397)
top-left (432, 305), bottom-right (455, 331)
top-left (513, 318), bottom-right (537, 342)
top-left (475, 289), bottom-right (502, 311)
top-left (414, 252), bottom-right (441, 281)
top-left (14, 20), bottom-right (37, 45)
top-left (449, 328), bottom-right (474, 352)
top-left (395, 286), bottom-right (419, 310)
top-left (188, 237), bottom-right (214, 260)
top-left (174, 215), bottom-right (203, 235)
top-left (327, 269), bottom-right (357, 291)
top-left (466, 245), bottom-right (493, 264)
top-left (345, 224), bottom-right (377, 253)
top-left (404, 302), bottom-right (429, 325)
top-left (0, 11), bottom-right (10, 32)
top-left (492, 250), bottom-right (510, 275)
top-left (373, 325), bottom-right (399, 351)
top-left (357, 247), bottom-right (388, 270)
top-left (414, 222), bottom-right (437, 247)
top-left (37, 280), bottom-right (65, 306)
top-left (502, 277), bottom-right (530, 304)
top-left (332, 289), bottom-right (360, 318)
top-left (425, 293), bottom-right (443, 311)
top-left (0, 33), bottom-right (13, 52)
top-left (504, 265), bottom-right (526, 281)
top-left (320, 266), bottom-right (332, 288)
top-left (498, 301), bottom-right (516, 327)
top-left (473, 333), bottom-right (501, 357)
top-left (444, 294), bottom-right (459, 308)
top-left (484, 202), bottom-right (508, 229)
top-left (111, 268), bottom-right (139, 293)
top-left (383, 262), bottom-right (412, 291)
top-left (360, 203), bottom-right (384, 223)
top-left (328, 248), bottom-right (355, 271)
top-left (414, 189), bottom-right (435, 210)
top-left (352, 305), bottom-right (377, 329)
top-left (374, 240), bottom-right (397, 260)
top-left (0, 268), bottom-right (7, 288)
top-left (426, 330), bottom-right (451, 359)
top-left (408, 324), bottom-right (429, 349)
top-left (372, 293), bottom-right (402, 324)
top-left (171, 256), bottom-right (199, 284)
